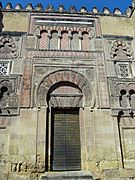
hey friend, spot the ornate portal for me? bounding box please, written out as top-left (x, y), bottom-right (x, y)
top-left (0, 2), bottom-right (135, 180)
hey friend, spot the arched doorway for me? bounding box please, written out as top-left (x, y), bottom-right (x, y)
top-left (48, 82), bottom-right (82, 171)
top-left (36, 70), bottom-right (93, 171)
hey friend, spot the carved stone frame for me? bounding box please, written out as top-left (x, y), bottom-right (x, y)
top-left (34, 69), bottom-right (95, 171)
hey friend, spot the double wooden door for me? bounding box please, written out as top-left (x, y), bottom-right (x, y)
top-left (51, 108), bottom-right (81, 171)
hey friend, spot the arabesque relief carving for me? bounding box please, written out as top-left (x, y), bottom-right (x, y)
top-left (0, 77), bottom-right (20, 115)
top-left (0, 36), bottom-right (18, 58)
top-left (110, 40), bottom-right (132, 60)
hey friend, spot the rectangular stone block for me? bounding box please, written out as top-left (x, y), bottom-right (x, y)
top-left (0, 173), bottom-right (8, 180)
top-left (42, 171), bottom-right (94, 180)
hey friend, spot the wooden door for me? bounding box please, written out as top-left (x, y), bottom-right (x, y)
top-left (51, 108), bottom-right (81, 171)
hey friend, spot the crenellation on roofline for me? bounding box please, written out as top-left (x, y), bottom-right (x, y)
top-left (0, 2), bottom-right (134, 18)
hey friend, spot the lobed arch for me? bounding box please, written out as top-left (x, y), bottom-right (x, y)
top-left (35, 69), bottom-right (95, 108)
top-left (128, 83), bottom-right (135, 91)
top-left (37, 26), bottom-right (95, 51)
top-left (37, 25), bottom-right (92, 34)
top-left (115, 83), bottom-right (127, 96)
top-left (115, 83), bottom-right (135, 96)
top-left (110, 40), bottom-right (132, 60)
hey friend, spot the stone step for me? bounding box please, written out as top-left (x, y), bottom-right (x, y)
top-left (42, 171), bottom-right (94, 180)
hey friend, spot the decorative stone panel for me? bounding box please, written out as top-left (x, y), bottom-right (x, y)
top-left (105, 39), bottom-right (133, 61)
top-left (0, 33), bottom-right (24, 59)
top-left (108, 78), bottom-right (135, 116)
top-left (0, 36), bottom-right (18, 58)
top-left (105, 37), bottom-right (134, 79)
top-left (116, 62), bottom-right (132, 78)
top-left (96, 53), bottom-right (110, 108)
top-left (0, 76), bottom-right (20, 115)
top-left (21, 59), bottom-right (32, 107)
top-left (26, 50), bottom-right (96, 59)
top-left (110, 40), bottom-right (132, 60)
top-left (0, 61), bottom-right (10, 75)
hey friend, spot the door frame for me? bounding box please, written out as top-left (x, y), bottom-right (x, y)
top-left (47, 107), bottom-right (83, 171)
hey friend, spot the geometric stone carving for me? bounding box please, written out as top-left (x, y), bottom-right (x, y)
top-left (0, 77), bottom-right (20, 115)
top-left (36, 70), bottom-right (94, 108)
top-left (0, 36), bottom-right (18, 58)
top-left (110, 40), bottom-right (132, 60)
top-left (109, 78), bottom-right (135, 116)
top-left (0, 62), bottom-right (9, 75)
top-left (119, 64), bottom-right (129, 77)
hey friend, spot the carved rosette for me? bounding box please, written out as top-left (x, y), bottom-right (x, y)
top-left (0, 36), bottom-right (18, 58)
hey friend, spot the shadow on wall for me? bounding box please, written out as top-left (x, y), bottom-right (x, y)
top-left (0, 3), bottom-right (4, 32)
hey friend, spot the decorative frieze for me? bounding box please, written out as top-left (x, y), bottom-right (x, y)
top-left (26, 50), bottom-right (96, 59)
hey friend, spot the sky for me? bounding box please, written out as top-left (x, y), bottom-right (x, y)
top-left (1, 0), bottom-right (132, 13)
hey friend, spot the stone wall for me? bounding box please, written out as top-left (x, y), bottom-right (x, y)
top-left (0, 3), bottom-right (135, 180)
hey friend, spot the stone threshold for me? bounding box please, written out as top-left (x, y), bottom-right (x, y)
top-left (42, 171), bottom-right (94, 179)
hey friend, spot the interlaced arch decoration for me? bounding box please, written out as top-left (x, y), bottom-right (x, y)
top-left (110, 40), bottom-right (132, 60)
top-left (35, 70), bottom-right (95, 108)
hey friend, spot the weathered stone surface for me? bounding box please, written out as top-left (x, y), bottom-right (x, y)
top-left (21, 59), bottom-right (32, 107)
top-left (0, 3), bottom-right (135, 180)
top-left (0, 173), bottom-right (8, 180)
top-left (42, 171), bottom-right (94, 180)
